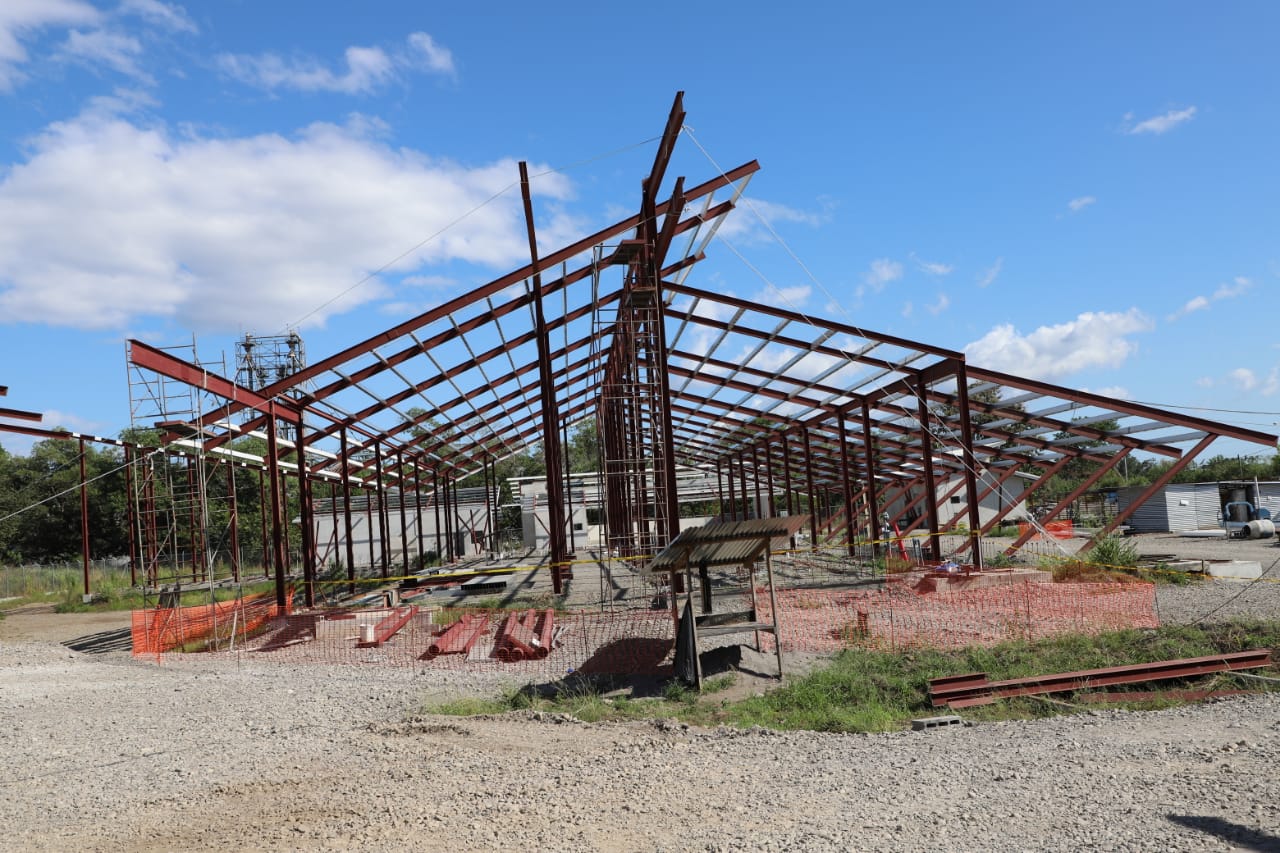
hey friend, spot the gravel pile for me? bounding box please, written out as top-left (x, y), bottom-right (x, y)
top-left (1, 578), bottom-right (1278, 851)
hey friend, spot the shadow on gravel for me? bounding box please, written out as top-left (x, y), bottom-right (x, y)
top-left (62, 627), bottom-right (133, 654)
top-left (1167, 814), bottom-right (1280, 852)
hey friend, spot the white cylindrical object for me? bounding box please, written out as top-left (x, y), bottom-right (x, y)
top-left (359, 624), bottom-right (376, 643)
top-left (1246, 519), bottom-right (1275, 539)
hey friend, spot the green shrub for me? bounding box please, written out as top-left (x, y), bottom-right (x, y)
top-left (1087, 534), bottom-right (1139, 569)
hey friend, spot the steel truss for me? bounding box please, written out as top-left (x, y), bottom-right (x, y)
top-left (118, 92), bottom-right (1277, 608)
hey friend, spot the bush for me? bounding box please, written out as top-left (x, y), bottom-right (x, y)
top-left (1087, 534), bottom-right (1139, 569)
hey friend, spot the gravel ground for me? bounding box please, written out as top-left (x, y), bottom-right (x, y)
top-left (2, 576), bottom-right (1279, 851)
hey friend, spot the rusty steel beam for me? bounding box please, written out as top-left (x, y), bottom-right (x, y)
top-left (930, 650), bottom-right (1273, 708)
top-left (664, 282), bottom-right (962, 361)
top-left (0, 406), bottom-right (42, 422)
top-left (967, 365), bottom-right (1278, 448)
top-left (1003, 450), bottom-right (1131, 553)
top-left (1093, 434), bottom-right (1218, 543)
top-left (520, 160), bottom-right (569, 590)
top-left (179, 162), bottom-right (760, 436)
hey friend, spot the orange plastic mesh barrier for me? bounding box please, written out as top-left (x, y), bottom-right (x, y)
top-left (131, 590), bottom-right (291, 657)
top-left (755, 580), bottom-right (1156, 653)
top-left (131, 580), bottom-right (1156, 674)
top-left (1017, 519), bottom-right (1075, 540)
top-left (219, 606), bottom-right (677, 678)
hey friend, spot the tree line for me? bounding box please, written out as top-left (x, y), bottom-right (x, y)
top-left (0, 417), bottom-right (602, 566)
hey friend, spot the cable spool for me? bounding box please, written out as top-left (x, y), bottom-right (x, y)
top-left (1244, 519), bottom-right (1275, 539)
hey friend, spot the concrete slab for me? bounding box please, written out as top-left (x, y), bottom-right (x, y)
top-left (1203, 560), bottom-right (1265, 582)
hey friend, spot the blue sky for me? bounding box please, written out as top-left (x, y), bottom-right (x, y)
top-left (0, 1), bottom-right (1277, 459)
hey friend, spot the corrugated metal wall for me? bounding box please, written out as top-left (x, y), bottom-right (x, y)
top-left (1114, 482), bottom-right (1280, 532)
top-left (1256, 483), bottom-right (1280, 520)
top-left (1194, 483), bottom-right (1224, 528)
top-left (1118, 483), bottom-right (1225, 532)
top-left (1118, 485), bottom-right (1170, 532)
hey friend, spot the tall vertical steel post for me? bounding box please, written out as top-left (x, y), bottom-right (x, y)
top-left (519, 161), bottom-right (569, 593)
top-left (953, 363), bottom-right (984, 569)
top-left (836, 417), bottom-right (857, 557)
top-left (802, 429), bottom-right (818, 550)
top-left (860, 400), bottom-right (883, 559)
top-left (79, 437), bottom-right (91, 598)
top-left (296, 414), bottom-right (316, 607)
top-left (916, 383), bottom-right (942, 562)
top-left (340, 426), bottom-right (356, 592)
top-left (266, 406), bottom-right (288, 608)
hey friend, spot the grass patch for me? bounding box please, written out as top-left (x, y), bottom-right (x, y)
top-left (423, 619), bottom-right (1280, 733)
top-left (54, 578), bottom-right (279, 613)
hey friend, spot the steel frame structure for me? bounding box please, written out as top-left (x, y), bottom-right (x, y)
top-left (118, 93), bottom-right (1278, 608)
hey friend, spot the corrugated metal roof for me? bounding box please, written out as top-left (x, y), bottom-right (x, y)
top-left (645, 516), bottom-right (809, 573)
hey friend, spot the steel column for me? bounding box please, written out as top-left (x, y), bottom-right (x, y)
top-left (266, 406), bottom-right (288, 608)
top-left (396, 450), bottom-right (409, 572)
top-left (859, 402), bottom-right (883, 559)
top-left (803, 429), bottom-right (818, 550)
top-left (340, 427), bottom-right (356, 592)
top-left (78, 437), bottom-right (90, 597)
top-left (836, 417), bottom-right (857, 557)
top-left (916, 389), bottom-right (942, 562)
top-left (953, 366), bottom-right (984, 569)
top-left (297, 416), bottom-right (316, 607)
top-left (519, 161), bottom-right (569, 593)
top-left (226, 461), bottom-right (240, 582)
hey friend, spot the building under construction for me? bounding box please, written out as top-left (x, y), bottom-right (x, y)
top-left (114, 92), bottom-right (1276, 617)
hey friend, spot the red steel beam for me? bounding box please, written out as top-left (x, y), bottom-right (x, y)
top-left (0, 406), bottom-right (42, 422)
top-left (967, 365), bottom-right (1278, 448)
top-left (173, 161), bottom-right (760, 435)
top-left (930, 650), bottom-right (1272, 708)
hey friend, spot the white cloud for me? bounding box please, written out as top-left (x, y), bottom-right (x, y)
top-left (756, 283), bottom-right (811, 309)
top-left (963, 309), bottom-right (1153, 380)
top-left (39, 407), bottom-right (104, 434)
top-left (910, 252), bottom-right (952, 276)
top-left (901, 301), bottom-right (913, 319)
top-left (716, 197), bottom-right (828, 245)
top-left (0, 104), bottom-right (578, 333)
top-left (1167, 295), bottom-right (1209, 322)
top-left (925, 292), bottom-right (950, 315)
top-left (1214, 276), bottom-right (1251, 300)
top-left (59, 28), bottom-right (147, 80)
top-left (976, 257), bottom-right (1002, 288)
top-left (118, 0), bottom-right (197, 34)
top-left (1082, 386), bottom-right (1130, 399)
top-left (401, 274), bottom-right (458, 289)
top-left (406, 32), bottom-right (455, 76)
top-left (0, 0), bottom-right (100, 90)
top-left (1067, 196), bottom-right (1096, 213)
top-left (218, 31), bottom-right (455, 95)
top-left (862, 258), bottom-right (903, 292)
top-left (1126, 106), bottom-right (1197, 135)
top-left (1168, 275), bottom-right (1253, 321)
top-left (1231, 367), bottom-right (1258, 392)
top-left (1194, 376), bottom-right (1213, 388)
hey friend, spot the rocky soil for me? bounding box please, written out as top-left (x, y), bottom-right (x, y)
top-left (1, 573), bottom-right (1279, 851)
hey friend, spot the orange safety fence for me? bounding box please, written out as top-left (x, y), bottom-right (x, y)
top-left (214, 606), bottom-right (679, 679)
top-left (131, 590), bottom-right (292, 656)
top-left (1017, 519), bottom-right (1075, 540)
top-left (130, 578), bottom-right (1157, 675)
top-left (754, 580), bottom-right (1156, 653)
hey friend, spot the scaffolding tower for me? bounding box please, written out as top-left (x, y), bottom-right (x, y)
top-left (126, 338), bottom-right (238, 591)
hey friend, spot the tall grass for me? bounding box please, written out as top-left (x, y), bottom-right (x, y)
top-left (426, 620), bottom-right (1280, 733)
